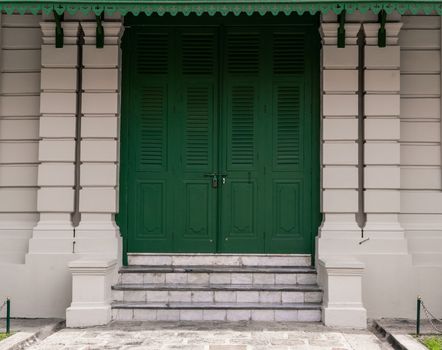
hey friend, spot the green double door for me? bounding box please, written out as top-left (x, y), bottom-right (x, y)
top-left (122, 20), bottom-right (318, 254)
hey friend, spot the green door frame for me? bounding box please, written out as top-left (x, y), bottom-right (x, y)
top-left (117, 13), bottom-right (321, 265)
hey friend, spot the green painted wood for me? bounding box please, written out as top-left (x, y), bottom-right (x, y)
top-left (3, 1), bottom-right (442, 16)
top-left (120, 16), bottom-right (319, 254)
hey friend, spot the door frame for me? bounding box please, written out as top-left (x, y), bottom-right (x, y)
top-left (117, 13), bottom-right (321, 265)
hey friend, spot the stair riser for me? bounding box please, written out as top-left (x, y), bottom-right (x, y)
top-left (120, 272), bottom-right (317, 285)
top-left (112, 308), bottom-right (321, 322)
top-left (128, 255), bottom-right (311, 267)
top-left (113, 290), bottom-right (323, 304)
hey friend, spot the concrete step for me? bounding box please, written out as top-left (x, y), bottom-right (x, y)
top-left (112, 302), bottom-right (322, 322)
top-left (119, 266), bottom-right (317, 286)
top-left (112, 283), bottom-right (322, 304)
top-left (128, 253), bottom-right (311, 267)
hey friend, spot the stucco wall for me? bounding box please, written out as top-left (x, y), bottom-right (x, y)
top-left (399, 16), bottom-right (442, 268)
top-left (0, 14), bottom-right (41, 263)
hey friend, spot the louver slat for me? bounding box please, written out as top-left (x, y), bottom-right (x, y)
top-left (227, 32), bottom-right (259, 74)
top-left (229, 86), bottom-right (255, 168)
top-left (138, 86), bottom-right (166, 169)
top-left (275, 86), bottom-right (301, 166)
top-left (273, 32), bottom-right (305, 75)
top-left (185, 86), bottom-right (211, 168)
top-left (182, 33), bottom-right (215, 75)
top-left (137, 33), bottom-right (169, 75)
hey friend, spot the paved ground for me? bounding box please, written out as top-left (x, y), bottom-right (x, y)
top-left (26, 321), bottom-right (394, 350)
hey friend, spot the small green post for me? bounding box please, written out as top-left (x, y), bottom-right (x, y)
top-left (6, 298), bottom-right (10, 334)
top-left (416, 296), bottom-right (421, 336)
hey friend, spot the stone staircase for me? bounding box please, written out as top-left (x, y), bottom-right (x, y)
top-left (112, 254), bottom-right (322, 322)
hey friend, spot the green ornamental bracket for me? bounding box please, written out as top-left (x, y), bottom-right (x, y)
top-left (337, 10), bottom-right (346, 48)
top-left (378, 10), bottom-right (387, 48)
top-left (96, 13), bottom-right (104, 48)
top-left (54, 11), bottom-right (64, 48)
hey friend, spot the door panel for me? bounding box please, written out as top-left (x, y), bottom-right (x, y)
top-left (123, 22), bottom-right (317, 254)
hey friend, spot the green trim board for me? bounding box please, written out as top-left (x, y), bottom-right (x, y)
top-left (1, 1), bottom-right (442, 15)
top-left (118, 14), bottom-right (321, 255)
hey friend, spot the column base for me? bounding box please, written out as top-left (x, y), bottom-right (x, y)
top-left (66, 304), bottom-right (111, 327)
top-left (323, 306), bottom-right (367, 329)
top-left (28, 214), bottom-right (74, 254)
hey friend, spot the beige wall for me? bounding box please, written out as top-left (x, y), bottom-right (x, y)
top-left (0, 14), bottom-right (41, 263)
top-left (399, 16), bottom-right (442, 268)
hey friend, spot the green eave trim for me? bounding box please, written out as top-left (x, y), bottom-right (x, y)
top-left (1, 0), bottom-right (442, 16)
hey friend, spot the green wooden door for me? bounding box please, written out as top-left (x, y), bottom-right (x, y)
top-left (121, 20), bottom-right (318, 254)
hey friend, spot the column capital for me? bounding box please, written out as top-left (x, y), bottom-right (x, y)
top-left (320, 23), bottom-right (361, 46)
top-left (81, 21), bottom-right (123, 45)
top-left (363, 22), bottom-right (403, 46)
top-left (40, 21), bottom-right (80, 45)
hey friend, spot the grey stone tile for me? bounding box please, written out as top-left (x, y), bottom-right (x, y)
top-left (143, 272), bottom-right (166, 284)
top-left (156, 309), bottom-right (180, 321)
top-left (203, 309), bottom-right (227, 321)
top-left (275, 274), bottom-right (297, 285)
top-left (133, 309), bottom-right (157, 321)
top-left (210, 273), bottom-right (231, 284)
top-left (192, 291), bottom-right (214, 303)
top-left (297, 273), bottom-right (317, 285)
top-left (253, 273), bottom-right (275, 285)
top-left (146, 291), bottom-right (168, 302)
top-left (282, 291), bottom-right (304, 303)
top-left (274, 310), bottom-right (298, 322)
top-left (121, 273), bottom-right (143, 284)
top-left (259, 291), bottom-right (281, 303)
top-left (214, 291), bottom-right (236, 303)
top-left (180, 310), bottom-right (203, 321)
top-left (304, 291), bottom-right (322, 303)
top-left (252, 310), bottom-right (275, 321)
top-left (124, 291), bottom-right (146, 302)
top-left (168, 291), bottom-right (192, 302)
top-left (231, 273), bottom-right (253, 284)
top-left (226, 310), bottom-right (251, 321)
top-left (187, 273), bottom-right (210, 285)
top-left (115, 309), bottom-right (134, 321)
top-left (298, 309), bottom-right (321, 322)
top-left (236, 291), bottom-right (259, 303)
top-left (165, 273), bottom-right (187, 284)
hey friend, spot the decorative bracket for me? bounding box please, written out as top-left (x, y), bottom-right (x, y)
top-left (96, 13), bottom-right (104, 48)
top-left (378, 10), bottom-right (387, 47)
top-left (54, 11), bottom-right (64, 48)
top-left (337, 10), bottom-right (346, 48)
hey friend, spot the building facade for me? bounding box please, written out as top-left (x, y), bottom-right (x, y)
top-left (0, 0), bottom-right (441, 328)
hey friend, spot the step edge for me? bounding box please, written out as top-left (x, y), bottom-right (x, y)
top-left (112, 284), bottom-right (322, 292)
top-left (111, 302), bottom-right (322, 310)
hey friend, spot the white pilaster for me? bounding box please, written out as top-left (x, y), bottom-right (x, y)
top-left (318, 20), bottom-right (362, 254)
top-left (75, 21), bottom-right (123, 259)
top-left (28, 22), bottom-right (79, 254)
top-left (363, 22), bottom-right (407, 253)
